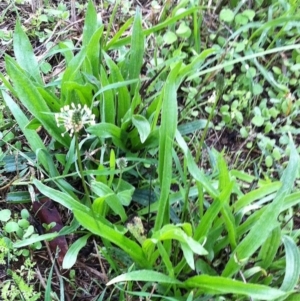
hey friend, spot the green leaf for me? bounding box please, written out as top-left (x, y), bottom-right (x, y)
top-left (235, 14), bottom-right (248, 25)
top-left (152, 224), bottom-right (208, 270)
top-left (99, 66), bottom-right (115, 124)
top-left (234, 182), bottom-right (281, 212)
top-left (285, 293), bottom-right (300, 301)
top-left (37, 87), bottom-right (61, 112)
top-left (91, 180), bottom-right (127, 221)
top-left (132, 115), bottom-right (151, 143)
top-left (251, 115), bottom-right (264, 127)
top-left (194, 180), bottom-right (233, 241)
top-left (103, 52), bottom-right (131, 125)
top-left (152, 224), bottom-right (208, 255)
top-left (61, 47), bottom-right (88, 101)
top-left (105, 17), bottom-right (134, 50)
top-left (220, 9), bottom-right (235, 23)
top-left (87, 123), bottom-right (128, 150)
top-left (1, 92), bottom-right (62, 177)
top-left (23, 225), bottom-right (34, 238)
top-left (258, 226), bottom-right (281, 269)
top-left (187, 45), bottom-right (300, 82)
top-left (82, 0), bottom-right (98, 46)
top-left (45, 258), bottom-right (56, 301)
top-left (163, 31), bottom-right (177, 44)
top-left (25, 118), bottom-right (42, 130)
top-left (243, 9), bottom-right (255, 21)
top-left (250, 51), bottom-right (288, 93)
top-left (184, 275), bottom-right (287, 300)
top-left (280, 235), bottom-right (300, 292)
top-left (4, 56), bottom-right (69, 147)
top-left (5, 221), bottom-right (19, 233)
top-left (154, 63), bottom-right (181, 231)
top-left (33, 179), bottom-right (86, 213)
top-left (63, 234), bottom-right (91, 269)
top-left (265, 155), bottom-right (273, 167)
top-left (176, 22), bottom-right (191, 38)
top-left (128, 8), bottom-right (144, 92)
top-left (84, 26), bottom-right (104, 78)
top-left (13, 20), bottom-right (42, 84)
top-left (0, 209), bottom-right (11, 222)
top-left (107, 270), bottom-right (182, 286)
top-left (73, 209), bottom-right (149, 268)
top-left (13, 232), bottom-right (59, 248)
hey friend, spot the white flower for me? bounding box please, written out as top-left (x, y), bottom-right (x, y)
top-left (116, 157), bottom-right (128, 170)
top-left (55, 103), bottom-right (95, 137)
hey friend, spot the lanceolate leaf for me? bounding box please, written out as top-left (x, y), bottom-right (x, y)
top-left (103, 52), bottom-right (131, 125)
top-left (82, 0), bottom-right (98, 46)
top-left (132, 115), bottom-right (151, 143)
top-left (63, 234), bottom-right (91, 269)
top-left (34, 179), bottom-right (149, 268)
top-left (154, 63), bottom-right (181, 231)
top-left (84, 26), bottom-right (104, 78)
top-left (107, 270), bottom-right (182, 286)
top-left (13, 20), bottom-right (42, 85)
top-left (5, 56), bottom-right (69, 147)
top-left (280, 235), bottom-right (300, 292)
top-left (184, 275), bottom-right (287, 300)
top-left (73, 209), bottom-right (149, 268)
top-left (1, 91), bottom-right (49, 169)
top-left (128, 8), bottom-right (144, 92)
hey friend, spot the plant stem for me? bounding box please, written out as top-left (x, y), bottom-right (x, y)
top-left (75, 133), bottom-right (91, 205)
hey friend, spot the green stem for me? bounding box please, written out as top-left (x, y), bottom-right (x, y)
top-left (75, 133), bottom-right (91, 205)
top-left (115, 170), bottom-right (123, 192)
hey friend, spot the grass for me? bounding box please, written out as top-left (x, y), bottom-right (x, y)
top-left (0, 0), bottom-right (300, 300)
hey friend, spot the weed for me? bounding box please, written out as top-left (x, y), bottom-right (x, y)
top-left (0, 0), bottom-right (300, 300)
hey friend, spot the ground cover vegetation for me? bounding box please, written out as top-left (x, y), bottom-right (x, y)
top-left (0, 0), bottom-right (300, 300)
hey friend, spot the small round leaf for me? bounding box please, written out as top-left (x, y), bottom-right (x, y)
top-left (163, 31), bottom-right (177, 44)
top-left (220, 9), bottom-right (234, 23)
top-left (176, 22), bottom-right (191, 38)
top-left (5, 221), bottom-right (20, 233)
top-left (0, 209), bottom-right (11, 222)
top-left (251, 115), bottom-right (264, 127)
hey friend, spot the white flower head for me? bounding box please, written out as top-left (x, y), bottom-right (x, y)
top-left (55, 103), bottom-right (95, 137)
top-left (116, 157), bottom-right (128, 170)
